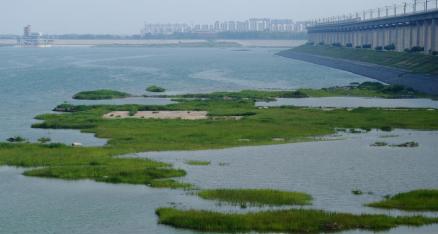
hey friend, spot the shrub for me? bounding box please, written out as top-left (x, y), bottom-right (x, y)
top-left (406, 46), bottom-right (425, 53)
top-left (384, 44), bottom-right (396, 51)
top-left (332, 43), bottom-right (342, 47)
top-left (362, 44), bottom-right (372, 49)
top-left (375, 46), bottom-right (383, 51)
top-left (346, 43), bottom-right (353, 48)
top-left (37, 137), bottom-right (51, 144)
top-left (146, 85), bottom-right (166, 93)
top-left (6, 136), bottom-right (27, 143)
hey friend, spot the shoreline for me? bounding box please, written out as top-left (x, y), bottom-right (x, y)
top-left (0, 39), bottom-right (306, 48)
top-left (277, 50), bottom-right (438, 95)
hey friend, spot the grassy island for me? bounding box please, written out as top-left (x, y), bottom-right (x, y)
top-left (156, 208), bottom-right (438, 233)
top-left (368, 189), bottom-right (438, 211)
top-left (0, 143), bottom-right (189, 189)
top-left (73, 89), bottom-right (131, 100)
top-left (198, 189), bottom-right (312, 206)
top-left (146, 85), bottom-right (166, 93)
top-left (163, 82), bottom-right (432, 100)
top-left (1, 90), bottom-right (438, 189)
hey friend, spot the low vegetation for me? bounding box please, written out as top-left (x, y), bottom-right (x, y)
top-left (146, 85), bottom-right (166, 93)
top-left (298, 82), bottom-right (430, 99)
top-left (73, 89), bottom-right (132, 100)
top-left (0, 143), bottom-right (188, 189)
top-left (185, 160), bottom-right (211, 166)
top-left (164, 82), bottom-right (431, 100)
top-left (288, 44), bottom-right (438, 75)
top-left (156, 207), bottom-right (438, 233)
top-left (168, 89), bottom-right (309, 101)
top-left (368, 189), bottom-right (438, 211)
top-left (198, 189), bottom-right (312, 206)
top-left (2, 90), bottom-right (438, 188)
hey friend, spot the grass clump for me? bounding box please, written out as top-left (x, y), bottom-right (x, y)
top-left (198, 189), bottom-right (312, 206)
top-left (156, 207), bottom-right (438, 233)
top-left (391, 141), bottom-right (419, 148)
top-left (6, 136), bottom-right (27, 143)
top-left (0, 143), bottom-right (188, 189)
top-left (371, 142), bottom-right (388, 147)
top-left (185, 160), bottom-right (211, 166)
top-left (146, 85), bottom-right (166, 93)
top-left (368, 189), bottom-right (438, 211)
top-left (73, 89), bottom-right (131, 100)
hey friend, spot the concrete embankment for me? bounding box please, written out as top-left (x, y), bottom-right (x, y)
top-left (277, 49), bottom-right (438, 95)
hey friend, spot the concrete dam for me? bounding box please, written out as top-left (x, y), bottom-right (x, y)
top-left (307, 1), bottom-right (438, 53)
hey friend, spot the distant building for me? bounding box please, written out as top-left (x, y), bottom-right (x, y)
top-left (141, 18), bottom-right (308, 36)
top-left (17, 25), bottom-right (52, 47)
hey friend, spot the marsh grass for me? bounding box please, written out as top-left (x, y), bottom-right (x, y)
top-left (146, 85), bottom-right (166, 93)
top-left (368, 189), bottom-right (438, 211)
top-left (185, 160), bottom-right (211, 166)
top-left (3, 92), bottom-right (438, 188)
top-left (73, 89), bottom-right (131, 100)
top-left (0, 143), bottom-right (188, 189)
top-left (156, 208), bottom-right (438, 233)
top-left (198, 189), bottom-right (312, 206)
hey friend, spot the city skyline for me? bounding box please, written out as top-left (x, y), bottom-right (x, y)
top-left (141, 18), bottom-right (308, 36)
top-left (1, 0), bottom-right (400, 34)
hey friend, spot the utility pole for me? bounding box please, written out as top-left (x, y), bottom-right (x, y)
top-left (404, 2), bottom-right (407, 14)
top-left (414, 0), bottom-right (417, 12)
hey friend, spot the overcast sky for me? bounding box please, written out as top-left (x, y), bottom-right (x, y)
top-left (1, 0), bottom-right (400, 34)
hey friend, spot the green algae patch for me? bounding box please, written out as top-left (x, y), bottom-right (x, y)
top-left (198, 189), bottom-right (312, 206)
top-left (368, 189), bottom-right (438, 211)
top-left (73, 89), bottom-right (131, 100)
top-left (156, 208), bottom-right (438, 233)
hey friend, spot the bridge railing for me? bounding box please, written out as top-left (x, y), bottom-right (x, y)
top-left (310, 0), bottom-right (438, 27)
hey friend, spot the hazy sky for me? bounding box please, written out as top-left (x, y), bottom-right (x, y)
top-left (1, 0), bottom-right (400, 34)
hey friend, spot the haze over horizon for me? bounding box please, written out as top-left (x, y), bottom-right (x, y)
top-left (1, 0), bottom-right (401, 34)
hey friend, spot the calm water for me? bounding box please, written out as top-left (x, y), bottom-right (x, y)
top-left (0, 46), bottom-right (373, 144)
top-left (257, 97), bottom-right (438, 108)
top-left (2, 130), bottom-right (438, 234)
top-left (1, 47), bottom-right (437, 234)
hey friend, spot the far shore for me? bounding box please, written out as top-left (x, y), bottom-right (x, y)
top-left (0, 39), bottom-right (306, 48)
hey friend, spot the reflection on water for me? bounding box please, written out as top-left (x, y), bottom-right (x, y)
top-left (257, 97), bottom-right (438, 108)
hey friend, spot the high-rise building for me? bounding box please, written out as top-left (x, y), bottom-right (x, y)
top-left (140, 18), bottom-right (307, 36)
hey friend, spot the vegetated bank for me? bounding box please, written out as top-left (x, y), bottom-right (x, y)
top-left (153, 82), bottom-right (434, 100)
top-left (277, 44), bottom-right (438, 95)
top-left (156, 207), bottom-right (438, 233)
top-left (2, 90), bottom-right (438, 188)
top-left (368, 189), bottom-right (438, 211)
top-left (198, 189), bottom-right (312, 206)
top-left (73, 89), bottom-right (132, 100)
